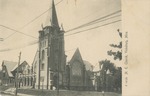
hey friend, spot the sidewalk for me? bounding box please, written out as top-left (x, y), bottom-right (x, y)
top-left (1, 88), bottom-right (34, 96)
top-left (18, 93), bottom-right (34, 96)
top-left (0, 92), bottom-right (34, 96)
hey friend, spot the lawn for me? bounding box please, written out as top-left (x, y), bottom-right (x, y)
top-left (18, 89), bottom-right (121, 96)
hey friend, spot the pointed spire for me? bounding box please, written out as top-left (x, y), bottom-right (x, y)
top-left (51, 0), bottom-right (59, 28)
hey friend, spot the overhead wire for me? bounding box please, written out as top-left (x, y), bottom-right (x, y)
top-left (0, 40), bottom-right (38, 52)
top-left (65, 19), bottom-right (121, 37)
top-left (2, 0), bottom-right (64, 41)
top-left (80, 14), bottom-right (121, 28)
top-left (0, 9), bottom-right (121, 52)
top-left (20, 0), bottom-right (63, 30)
top-left (0, 19), bottom-right (121, 52)
top-left (1, 14), bottom-right (121, 41)
top-left (66, 10), bottom-right (121, 32)
top-left (0, 25), bottom-right (38, 39)
top-left (65, 14), bottom-right (121, 34)
top-left (1, 10), bottom-right (121, 41)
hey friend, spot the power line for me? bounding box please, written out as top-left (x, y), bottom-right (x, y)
top-left (0, 40), bottom-right (38, 52)
top-left (2, 0), bottom-right (63, 41)
top-left (2, 11), bottom-right (120, 41)
top-left (3, 14), bottom-right (120, 41)
top-left (0, 10), bottom-right (121, 52)
top-left (65, 14), bottom-right (121, 33)
top-left (71, 6), bottom-right (118, 28)
top-left (66, 10), bottom-right (121, 32)
top-left (1, 1), bottom-right (120, 42)
top-left (0, 25), bottom-right (38, 39)
top-left (0, 19), bottom-right (121, 52)
top-left (4, 32), bottom-right (17, 40)
top-left (81, 15), bottom-right (121, 28)
top-left (0, 15), bottom-right (121, 52)
top-left (65, 19), bottom-right (121, 37)
top-left (21, 0), bottom-right (63, 29)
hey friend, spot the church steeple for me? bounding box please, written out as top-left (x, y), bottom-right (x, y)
top-left (51, 0), bottom-right (59, 28)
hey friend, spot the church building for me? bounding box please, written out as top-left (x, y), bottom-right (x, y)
top-left (32, 0), bottom-right (94, 90)
top-left (65, 48), bottom-right (94, 91)
top-left (34, 0), bottom-right (66, 89)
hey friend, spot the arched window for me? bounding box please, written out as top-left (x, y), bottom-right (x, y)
top-left (42, 50), bottom-right (45, 60)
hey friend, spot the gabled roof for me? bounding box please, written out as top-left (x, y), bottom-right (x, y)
top-left (69, 48), bottom-right (84, 65)
top-left (2, 60), bottom-right (18, 77)
top-left (11, 61), bottom-right (29, 72)
top-left (69, 48), bottom-right (94, 71)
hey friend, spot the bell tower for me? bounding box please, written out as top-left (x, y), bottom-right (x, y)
top-left (37, 0), bottom-right (66, 89)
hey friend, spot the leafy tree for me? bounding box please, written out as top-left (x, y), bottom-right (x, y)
top-left (107, 29), bottom-right (122, 60)
top-left (106, 29), bottom-right (122, 92)
top-left (99, 59), bottom-right (116, 91)
top-left (99, 29), bottom-right (122, 92)
top-left (113, 67), bottom-right (122, 92)
top-left (99, 59), bottom-right (116, 74)
top-left (99, 59), bottom-right (122, 92)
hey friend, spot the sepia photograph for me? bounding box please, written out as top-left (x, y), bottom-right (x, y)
top-left (0, 0), bottom-right (122, 96)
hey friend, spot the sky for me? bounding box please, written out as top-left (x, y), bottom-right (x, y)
top-left (0, 0), bottom-right (121, 71)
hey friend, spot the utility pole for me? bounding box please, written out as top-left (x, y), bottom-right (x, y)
top-left (38, 33), bottom-right (41, 89)
top-left (15, 52), bottom-right (21, 96)
top-left (47, 30), bottom-right (50, 89)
